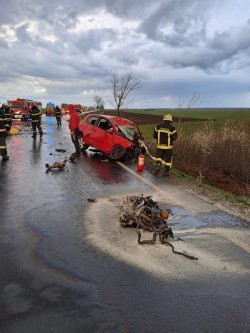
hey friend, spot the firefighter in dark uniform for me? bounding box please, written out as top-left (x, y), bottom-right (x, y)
top-left (2, 104), bottom-right (12, 133)
top-left (153, 114), bottom-right (178, 176)
top-left (29, 104), bottom-right (43, 139)
top-left (55, 105), bottom-right (62, 126)
top-left (0, 105), bottom-right (9, 160)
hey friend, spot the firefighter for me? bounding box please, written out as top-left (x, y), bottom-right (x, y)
top-left (29, 104), bottom-right (43, 139)
top-left (0, 105), bottom-right (9, 160)
top-left (2, 104), bottom-right (12, 133)
top-left (68, 104), bottom-right (80, 159)
top-left (153, 114), bottom-right (178, 176)
top-left (55, 105), bottom-right (62, 126)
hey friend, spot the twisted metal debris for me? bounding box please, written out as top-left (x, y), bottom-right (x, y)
top-left (119, 194), bottom-right (198, 260)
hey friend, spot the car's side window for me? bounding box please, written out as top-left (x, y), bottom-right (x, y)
top-left (87, 116), bottom-right (98, 125)
top-left (98, 119), bottom-right (112, 131)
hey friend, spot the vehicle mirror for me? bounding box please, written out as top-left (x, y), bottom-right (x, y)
top-left (107, 128), bottom-right (114, 134)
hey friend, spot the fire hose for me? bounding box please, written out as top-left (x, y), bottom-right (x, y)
top-left (138, 139), bottom-right (156, 161)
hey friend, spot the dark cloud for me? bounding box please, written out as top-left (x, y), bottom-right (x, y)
top-left (0, 0), bottom-right (249, 107)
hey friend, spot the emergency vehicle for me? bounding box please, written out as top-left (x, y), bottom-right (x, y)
top-left (7, 98), bottom-right (42, 121)
top-left (45, 102), bottom-right (55, 116)
top-left (61, 103), bottom-right (83, 114)
top-left (61, 103), bottom-right (69, 115)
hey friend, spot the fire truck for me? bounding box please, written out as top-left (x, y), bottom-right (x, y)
top-left (60, 103), bottom-right (84, 115)
top-left (7, 98), bottom-right (42, 121)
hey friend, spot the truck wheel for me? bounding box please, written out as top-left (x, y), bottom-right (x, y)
top-left (21, 114), bottom-right (26, 122)
top-left (109, 144), bottom-right (126, 160)
top-left (78, 133), bottom-right (89, 151)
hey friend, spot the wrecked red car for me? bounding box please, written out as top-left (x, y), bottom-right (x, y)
top-left (78, 114), bottom-right (144, 160)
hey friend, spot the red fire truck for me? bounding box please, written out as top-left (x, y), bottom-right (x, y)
top-left (60, 103), bottom-right (83, 115)
top-left (7, 98), bottom-right (42, 121)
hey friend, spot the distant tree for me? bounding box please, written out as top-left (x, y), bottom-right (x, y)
top-left (93, 95), bottom-right (105, 112)
top-left (177, 91), bottom-right (203, 123)
top-left (110, 70), bottom-right (143, 117)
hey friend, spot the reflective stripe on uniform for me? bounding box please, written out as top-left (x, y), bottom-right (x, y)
top-left (157, 128), bottom-right (172, 149)
top-left (157, 144), bottom-right (173, 149)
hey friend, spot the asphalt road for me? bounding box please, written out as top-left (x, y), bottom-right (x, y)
top-left (0, 115), bottom-right (249, 333)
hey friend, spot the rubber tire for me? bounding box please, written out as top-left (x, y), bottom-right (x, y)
top-left (109, 144), bottom-right (126, 161)
top-left (78, 133), bottom-right (89, 151)
top-left (21, 114), bottom-right (26, 122)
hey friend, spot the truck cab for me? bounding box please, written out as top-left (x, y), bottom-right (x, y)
top-left (7, 98), bottom-right (42, 121)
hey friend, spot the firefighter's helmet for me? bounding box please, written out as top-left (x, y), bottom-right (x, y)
top-left (163, 114), bottom-right (172, 121)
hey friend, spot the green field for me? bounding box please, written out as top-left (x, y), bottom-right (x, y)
top-left (124, 108), bottom-right (250, 135)
top-left (127, 108), bottom-right (250, 121)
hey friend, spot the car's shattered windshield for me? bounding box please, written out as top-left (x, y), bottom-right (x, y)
top-left (117, 125), bottom-right (139, 140)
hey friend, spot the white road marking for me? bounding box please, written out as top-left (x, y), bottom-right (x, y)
top-left (116, 161), bottom-right (165, 193)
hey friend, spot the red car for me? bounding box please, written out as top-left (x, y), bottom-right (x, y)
top-left (78, 114), bottom-right (144, 160)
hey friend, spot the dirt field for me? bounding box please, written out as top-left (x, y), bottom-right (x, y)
top-left (105, 110), bottom-right (249, 198)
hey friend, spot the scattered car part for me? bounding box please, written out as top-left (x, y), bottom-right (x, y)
top-left (87, 198), bottom-right (97, 202)
top-left (45, 159), bottom-right (68, 170)
top-left (55, 148), bottom-right (67, 153)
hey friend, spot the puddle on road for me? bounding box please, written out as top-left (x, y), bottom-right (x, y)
top-left (168, 206), bottom-right (249, 229)
top-left (200, 211), bottom-right (249, 228)
top-left (168, 206), bottom-right (204, 230)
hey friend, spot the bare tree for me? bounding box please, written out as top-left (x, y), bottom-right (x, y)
top-left (177, 91), bottom-right (203, 122)
top-left (110, 70), bottom-right (143, 117)
top-left (93, 95), bottom-right (105, 112)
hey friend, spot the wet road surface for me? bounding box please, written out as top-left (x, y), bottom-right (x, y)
top-left (0, 115), bottom-right (249, 333)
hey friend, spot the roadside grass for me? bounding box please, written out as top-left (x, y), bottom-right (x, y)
top-left (144, 153), bottom-right (250, 208)
top-left (138, 112), bottom-right (250, 206)
top-left (173, 168), bottom-right (250, 207)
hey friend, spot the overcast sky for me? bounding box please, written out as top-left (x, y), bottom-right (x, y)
top-left (0, 0), bottom-right (250, 109)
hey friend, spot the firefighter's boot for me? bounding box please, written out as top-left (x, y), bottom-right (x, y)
top-left (163, 166), bottom-right (170, 177)
top-left (154, 163), bottom-right (161, 176)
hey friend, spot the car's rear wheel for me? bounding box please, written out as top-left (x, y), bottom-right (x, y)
top-left (78, 133), bottom-right (89, 151)
top-left (109, 144), bottom-right (126, 160)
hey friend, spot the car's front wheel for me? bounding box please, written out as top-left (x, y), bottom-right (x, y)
top-left (109, 144), bottom-right (126, 160)
top-left (78, 133), bottom-right (89, 151)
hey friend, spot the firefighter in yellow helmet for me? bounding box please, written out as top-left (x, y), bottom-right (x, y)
top-left (153, 114), bottom-right (178, 176)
